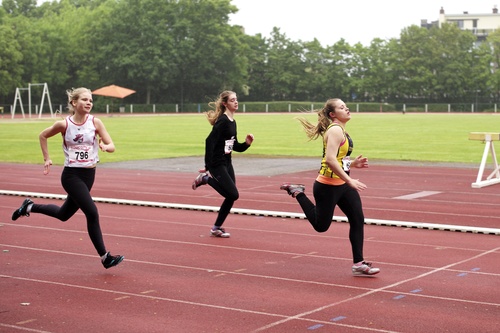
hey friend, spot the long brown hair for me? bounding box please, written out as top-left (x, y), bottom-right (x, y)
top-left (296, 98), bottom-right (339, 140)
top-left (205, 90), bottom-right (235, 126)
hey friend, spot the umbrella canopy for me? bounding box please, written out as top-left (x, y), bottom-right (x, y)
top-left (92, 85), bottom-right (136, 99)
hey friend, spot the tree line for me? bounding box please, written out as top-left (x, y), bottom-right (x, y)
top-left (2, 0), bottom-right (500, 109)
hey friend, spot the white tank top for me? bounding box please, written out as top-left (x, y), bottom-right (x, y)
top-left (63, 115), bottom-right (99, 167)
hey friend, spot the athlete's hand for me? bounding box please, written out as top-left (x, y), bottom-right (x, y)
top-left (352, 155), bottom-right (368, 169)
top-left (43, 159), bottom-right (52, 175)
top-left (245, 134), bottom-right (254, 145)
top-left (99, 142), bottom-right (109, 152)
top-left (99, 138), bottom-right (109, 152)
top-left (347, 178), bottom-right (367, 191)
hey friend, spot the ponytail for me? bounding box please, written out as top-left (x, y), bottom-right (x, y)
top-left (205, 90), bottom-right (235, 126)
top-left (296, 98), bottom-right (339, 140)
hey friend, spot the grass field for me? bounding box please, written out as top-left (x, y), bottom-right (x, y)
top-left (1, 112), bottom-right (499, 165)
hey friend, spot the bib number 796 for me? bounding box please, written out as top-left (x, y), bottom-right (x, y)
top-left (75, 151), bottom-right (89, 160)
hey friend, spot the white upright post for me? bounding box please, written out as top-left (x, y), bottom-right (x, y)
top-left (11, 88), bottom-right (27, 119)
top-left (28, 83), bottom-right (32, 118)
top-left (38, 83), bottom-right (54, 118)
top-left (470, 132), bottom-right (500, 188)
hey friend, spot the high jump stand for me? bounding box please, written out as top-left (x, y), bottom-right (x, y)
top-left (469, 132), bottom-right (500, 188)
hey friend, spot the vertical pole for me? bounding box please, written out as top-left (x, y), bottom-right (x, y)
top-left (28, 83), bottom-right (32, 118)
top-left (475, 137), bottom-right (491, 183)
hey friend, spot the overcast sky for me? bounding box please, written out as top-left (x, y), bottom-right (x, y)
top-left (34, 0), bottom-right (496, 46)
top-left (229, 0), bottom-right (497, 45)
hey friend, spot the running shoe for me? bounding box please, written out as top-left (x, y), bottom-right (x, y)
top-left (102, 252), bottom-right (124, 269)
top-left (280, 183), bottom-right (305, 198)
top-left (352, 261), bottom-right (380, 276)
top-left (210, 227), bottom-right (230, 238)
top-left (192, 173), bottom-right (209, 190)
top-left (12, 198), bottom-right (34, 221)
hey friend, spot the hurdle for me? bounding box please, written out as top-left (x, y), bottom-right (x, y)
top-left (469, 132), bottom-right (500, 188)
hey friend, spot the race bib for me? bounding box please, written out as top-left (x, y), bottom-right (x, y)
top-left (68, 145), bottom-right (94, 164)
top-left (224, 138), bottom-right (235, 154)
top-left (342, 156), bottom-right (351, 172)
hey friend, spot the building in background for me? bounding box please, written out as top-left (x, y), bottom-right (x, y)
top-left (421, 6), bottom-right (500, 43)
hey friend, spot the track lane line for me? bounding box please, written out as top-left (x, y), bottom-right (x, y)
top-left (2, 190), bottom-right (500, 235)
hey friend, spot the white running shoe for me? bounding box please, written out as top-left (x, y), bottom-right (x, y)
top-left (352, 261), bottom-right (380, 276)
top-left (210, 227), bottom-right (230, 238)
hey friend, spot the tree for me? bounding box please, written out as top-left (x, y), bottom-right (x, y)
top-left (263, 28), bottom-right (304, 100)
top-left (2, 0), bottom-right (37, 16)
top-left (396, 25), bottom-right (438, 100)
top-left (296, 39), bottom-right (329, 101)
top-left (321, 39), bottom-right (354, 101)
top-left (165, 0), bottom-right (247, 106)
top-left (349, 39), bottom-right (399, 102)
top-left (2, 0), bottom-right (500, 106)
top-left (89, 0), bottom-right (178, 104)
top-left (0, 21), bottom-right (23, 97)
top-left (430, 23), bottom-right (478, 102)
top-left (485, 29), bottom-right (500, 101)
top-left (241, 33), bottom-right (269, 101)
top-left (90, 0), bottom-right (247, 107)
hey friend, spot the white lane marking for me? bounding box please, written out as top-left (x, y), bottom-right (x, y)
top-left (394, 191), bottom-right (441, 200)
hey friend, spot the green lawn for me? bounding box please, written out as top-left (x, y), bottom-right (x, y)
top-left (1, 112), bottom-right (499, 165)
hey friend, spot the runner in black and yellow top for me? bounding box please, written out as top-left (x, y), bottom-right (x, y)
top-left (280, 98), bottom-right (380, 276)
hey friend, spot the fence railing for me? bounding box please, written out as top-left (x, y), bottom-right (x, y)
top-left (5, 102), bottom-right (499, 118)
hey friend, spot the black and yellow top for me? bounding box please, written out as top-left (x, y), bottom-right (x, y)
top-left (317, 123), bottom-right (353, 185)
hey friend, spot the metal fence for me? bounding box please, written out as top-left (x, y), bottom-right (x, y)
top-left (4, 102), bottom-right (499, 118)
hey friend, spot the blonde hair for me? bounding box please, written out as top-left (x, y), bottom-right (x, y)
top-left (296, 98), bottom-right (340, 140)
top-left (205, 90), bottom-right (235, 126)
top-left (66, 87), bottom-right (92, 115)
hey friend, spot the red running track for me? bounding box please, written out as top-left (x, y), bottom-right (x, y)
top-left (1, 162), bottom-right (499, 332)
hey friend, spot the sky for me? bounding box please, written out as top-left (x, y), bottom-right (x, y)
top-left (229, 0), bottom-right (497, 46)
